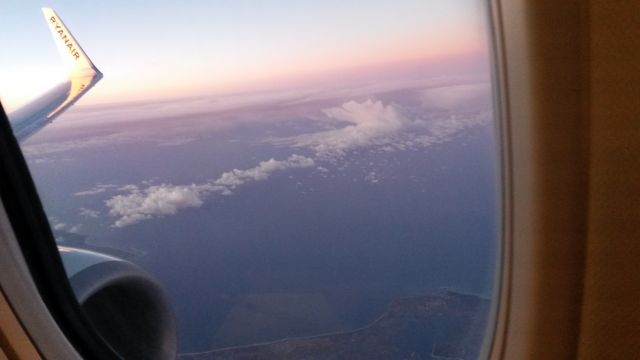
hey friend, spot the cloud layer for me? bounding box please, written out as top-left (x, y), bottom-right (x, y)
top-left (103, 99), bottom-right (487, 228)
top-left (214, 155), bottom-right (314, 188)
top-left (61, 83), bottom-right (491, 229)
top-left (74, 184), bottom-right (119, 196)
top-left (273, 98), bottom-right (488, 160)
top-left (106, 155), bottom-right (314, 227)
top-left (103, 96), bottom-right (488, 227)
top-left (272, 100), bottom-right (411, 159)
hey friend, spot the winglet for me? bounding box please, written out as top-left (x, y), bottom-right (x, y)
top-left (42, 7), bottom-right (101, 76)
top-left (9, 8), bottom-right (103, 142)
top-left (41, 8), bottom-right (102, 119)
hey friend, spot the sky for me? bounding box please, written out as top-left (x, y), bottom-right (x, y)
top-left (0, 0), bottom-right (488, 112)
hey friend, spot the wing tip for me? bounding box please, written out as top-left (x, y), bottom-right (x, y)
top-left (41, 7), bottom-right (101, 74)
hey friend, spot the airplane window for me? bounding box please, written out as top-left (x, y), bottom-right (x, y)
top-left (1, 1), bottom-right (499, 358)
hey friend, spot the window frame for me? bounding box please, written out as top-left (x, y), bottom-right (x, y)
top-left (0, 102), bottom-right (121, 359)
top-left (487, 1), bottom-right (589, 359)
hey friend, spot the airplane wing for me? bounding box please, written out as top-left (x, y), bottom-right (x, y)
top-left (8, 8), bottom-right (102, 142)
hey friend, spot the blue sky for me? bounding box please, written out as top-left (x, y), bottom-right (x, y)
top-left (0, 0), bottom-right (487, 110)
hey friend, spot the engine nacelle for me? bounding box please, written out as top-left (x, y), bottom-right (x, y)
top-left (58, 247), bottom-right (177, 360)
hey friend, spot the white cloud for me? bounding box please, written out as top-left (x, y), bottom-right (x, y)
top-left (48, 217), bottom-right (82, 234)
top-left (408, 113), bottom-right (488, 148)
top-left (22, 133), bottom-right (137, 158)
top-left (214, 155), bottom-right (315, 189)
top-left (79, 208), bottom-right (100, 218)
top-left (365, 171), bottom-right (379, 184)
top-left (106, 184), bottom-right (209, 228)
top-left (420, 83), bottom-right (491, 110)
top-left (74, 184), bottom-right (119, 196)
top-left (92, 85), bottom-right (489, 228)
top-left (53, 222), bottom-right (67, 230)
top-left (106, 155), bottom-right (314, 227)
top-left (273, 97), bottom-right (490, 160)
top-left (117, 184), bottom-right (139, 192)
top-left (157, 136), bottom-right (197, 147)
top-left (274, 100), bottom-right (412, 159)
top-left (22, 131), bottom-right (197, 161)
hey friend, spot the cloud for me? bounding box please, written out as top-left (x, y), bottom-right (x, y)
top-left (22, 132), bottom-right (198, 159)
top-left (156, 136), bottom-right (198, 147)
top-left (420, 83), bottom-right (491, 110)
top-left (79, 208), bottom-right (100, 218)
top-left (74, 184), bottom-right (119, 196)
top-left (273, 100), bottom-right (412, 159)
top-left (365, 171), bottom-right (379, 184)
top-left (407, 113), bottom-right (488, 149)
top-left (48, 217), bottom-right (82, 234)
top-left (272, 97), bottom-right (490, 160)
top-left (22, 130), bottom-right (198, 161)
top-left (59, 89), bottom-right (317, 128)
top-left (53, 222), bottom-right (67, 230)
top-left (118, 184), bottom-right (139, 192)
top-left (106, 155), bottom-right (314, 227)
top-left (94, 85), bottom-right (489, 228)
top-left (106, 184), bottom-right (210, 228)
top-left (214, 155), bottom-right (315, 188)
top-left (22, 133), bottom-right (137, 158)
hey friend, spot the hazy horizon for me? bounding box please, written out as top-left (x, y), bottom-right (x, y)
top-left (0, 0), bottom-right (488, 111)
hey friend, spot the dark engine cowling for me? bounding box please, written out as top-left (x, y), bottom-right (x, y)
top-left (59, 247), bottom-right (177, 360)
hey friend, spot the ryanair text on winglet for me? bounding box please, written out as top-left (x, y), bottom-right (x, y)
top-left (49, 16), bottom-right (80, 60)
